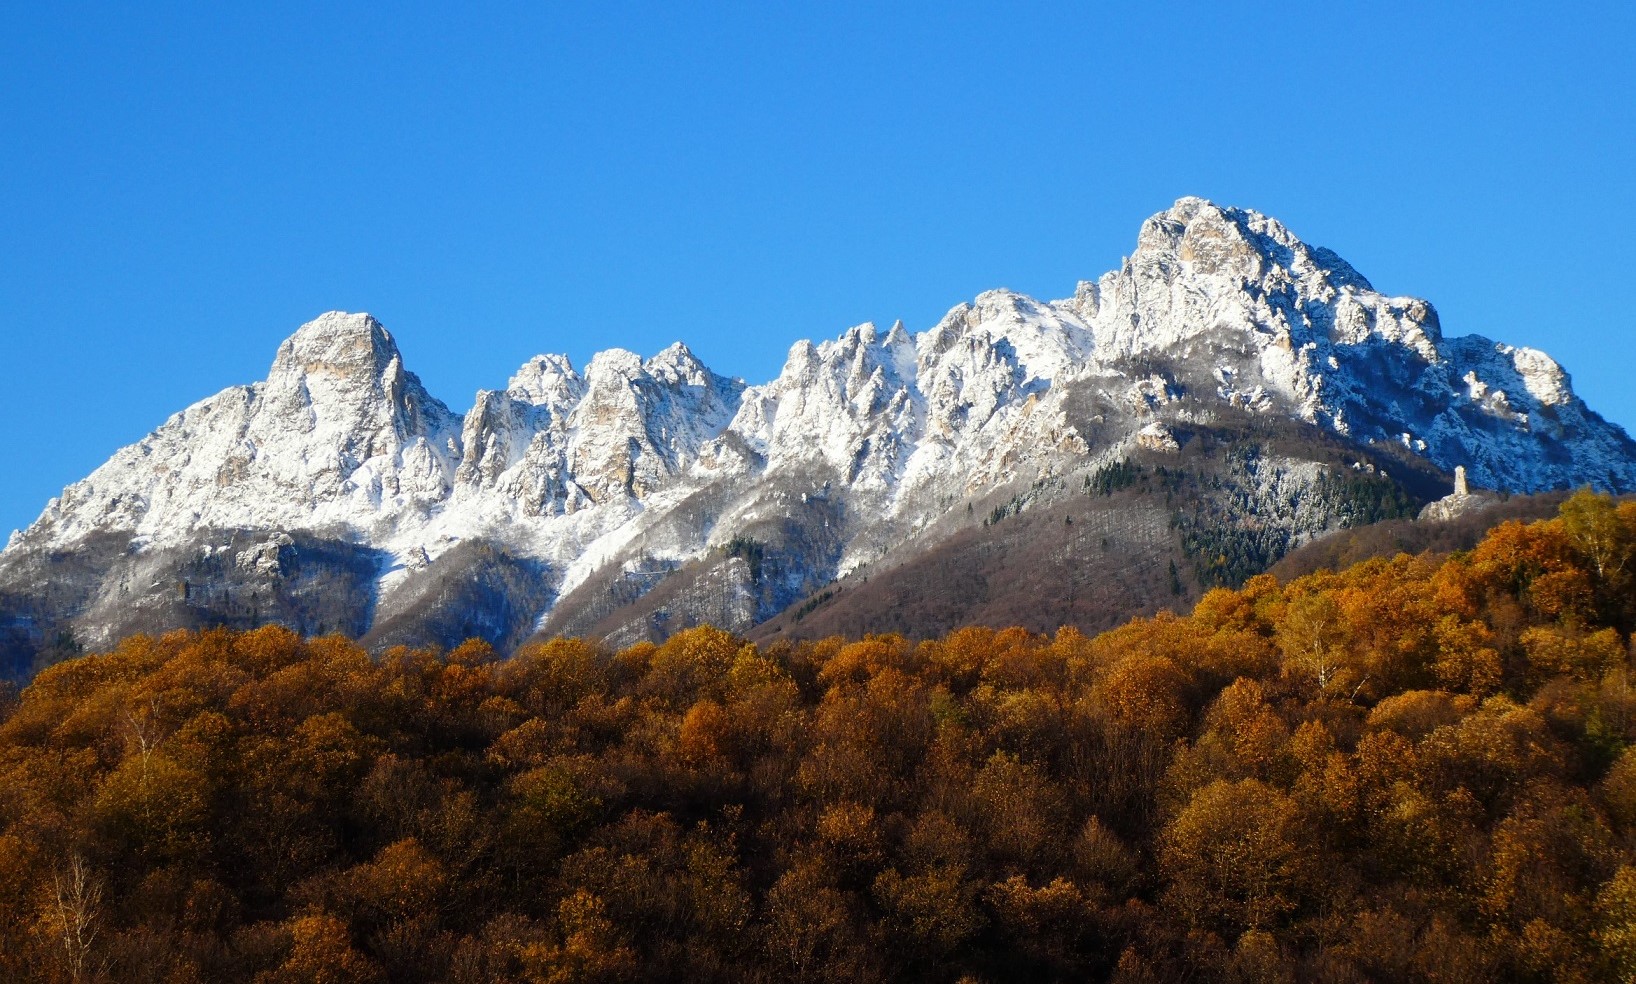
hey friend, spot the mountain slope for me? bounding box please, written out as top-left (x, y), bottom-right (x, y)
top-left (4, 198), bottom-right (1633, 673)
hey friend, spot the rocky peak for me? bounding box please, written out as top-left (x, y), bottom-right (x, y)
top-left (260, 311), bottom-right (456, 460)
top-left (1127, 198), bottom-right (1374, 297)
top-left (584, 348), bottom-right (645, 383)
top-left (782, 339), bottom-right (821, 379)
top-left (644, 341), bottom-right (713, 386)
top-left (563, 345), bottom-right (743, 502)
top-left (1307, 246), bottom-right (1375, 293)
top-left (1134, 197), bottom-right (1258, 277)
top-left (507, 354), bottom-right (584, 409)
top-left (576, 345), bottom-right (741, 413)
top-left (1066, 280), bottom-right (1101, 321)
top-left (269, 311), bottom-right (402, 388)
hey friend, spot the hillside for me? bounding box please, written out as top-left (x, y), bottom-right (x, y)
top-left (750, 410), bottom-right (1446, 644)
top-left (2, 491), bottom-right (1635, 981)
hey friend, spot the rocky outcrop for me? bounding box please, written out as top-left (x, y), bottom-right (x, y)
top-left (1419, 465), bottom-right (1500, 522)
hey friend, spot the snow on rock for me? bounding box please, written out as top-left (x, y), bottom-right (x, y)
top-left (19, 312), bottom-right (463, 550)
top-left (8, 200), bottom-right (1636, 633)
top-left (1137, 421), bottom-right (1181, 453)
top-left (731, 321), bottom-right (922, 489)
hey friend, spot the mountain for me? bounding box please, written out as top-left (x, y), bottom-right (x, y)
top-left (4, 198), bottom-right (1634, 676)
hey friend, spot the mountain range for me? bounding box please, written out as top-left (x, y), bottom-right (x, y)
top-left (4, 197), bottom-right (1633, 677)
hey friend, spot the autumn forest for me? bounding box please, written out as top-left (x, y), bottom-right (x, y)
top-left (4, 492), bottom-right (1636, 982)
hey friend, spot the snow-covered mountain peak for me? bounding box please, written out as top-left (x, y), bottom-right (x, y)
top-left (781, 338), bottom-right (821, 376)
top-left (1094, 198), bottom-right (1432, 370)
top-left (920, 289), bottom-right (1094, 388)
top-left (507, 353), bottom-right (582, 408)
top-left (818, 321), bottom-right (869, 356)
top-left (261, 310), bottom-right (455, 446)
top-left (1133, 197), bottom-right (1265, 276)
top-left (644, 341), bottom-right (719, 387)
top-left (269, 311), bottom-right (399, 384)
top-left (575, 344), bottom-right (740, 408)
top-left (1130, 197), bottom-right (1375, 296)
top-left (584, 348), bottom-right (645, 379)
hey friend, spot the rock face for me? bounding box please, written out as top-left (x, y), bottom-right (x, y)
top-left (4, 198), bottom-right (1634, 671)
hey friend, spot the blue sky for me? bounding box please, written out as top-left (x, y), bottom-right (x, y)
top-left (3, 2), bottom-right (1633, 538)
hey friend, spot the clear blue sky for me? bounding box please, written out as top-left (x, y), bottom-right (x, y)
top-left (3, 3), bottom-right (1633, 539)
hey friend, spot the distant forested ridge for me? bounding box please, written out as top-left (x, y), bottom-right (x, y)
top-left (3, 491), bottom-right (1636, 982)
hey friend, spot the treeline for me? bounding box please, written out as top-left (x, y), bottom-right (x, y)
top-left (2, 492), bottom-right (1636, 982)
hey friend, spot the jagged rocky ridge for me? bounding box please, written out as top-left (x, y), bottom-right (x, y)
top-left (4, 197), bottom-right (1634, 671)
